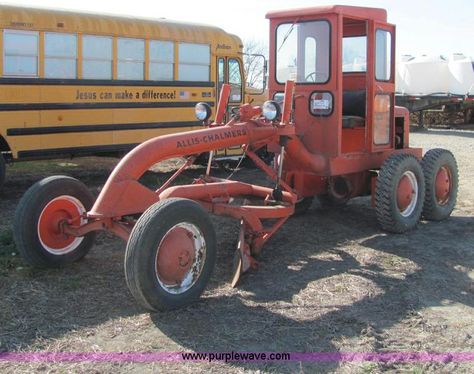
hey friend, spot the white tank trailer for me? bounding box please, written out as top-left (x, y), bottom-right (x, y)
top-left (396, 54), bottom-right (474, 96)
top-left (395, 54), bottom-right (474, 127)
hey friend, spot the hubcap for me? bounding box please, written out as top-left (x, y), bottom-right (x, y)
top-left (37, 196), bottom-right (86, 255)
top-left (155, 222), bottom-right (206, 295)
top-left (435, 166), bottom-right (451, 205)
top-left (397, 171), bottom-right (418, 217)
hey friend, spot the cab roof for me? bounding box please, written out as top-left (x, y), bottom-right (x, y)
top-left (266, 5), bottom-right (387, 22)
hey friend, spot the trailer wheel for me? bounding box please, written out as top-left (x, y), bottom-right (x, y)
top-left (421, 149), bottom-right (458, 221)
top-left (0, 155), bottom-right (5, 190)
top-left (13, 176), bottom-right (96, 268)
top-left (375, 154), bottom-right (425, 233)
top-left (124, 198), bottom-right (216, 311)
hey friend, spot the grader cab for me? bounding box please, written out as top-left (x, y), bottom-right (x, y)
top-left (14, 6), bottom-right (458, 311)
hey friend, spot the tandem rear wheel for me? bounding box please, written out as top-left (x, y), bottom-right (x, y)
top-left (13, 176), bottom-right (96, 268)
top-left (124, 198), bottom-right (217, 312)
top-left (421, 148), bottom-right (458, 221)
top-left (375, 154), bottom-right (425, 233)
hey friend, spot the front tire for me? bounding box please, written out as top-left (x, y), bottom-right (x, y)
top-left (124, 198), bottom-right (216, 311)
top-left (421, 148), bottom-right (458, 221)
top-left (13, 176), bottom-right (96, 268)
top-left (375, 154), bottom-right (425, 233)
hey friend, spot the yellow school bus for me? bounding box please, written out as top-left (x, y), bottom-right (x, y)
top-left (0, 5), bottom-right (261, 188)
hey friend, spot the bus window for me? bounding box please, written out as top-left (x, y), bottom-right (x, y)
top-left (45, 32), bottom-right (77, 79)
top-left (149, 40), bottom-right (174, 81)
top-left (3, 29), bottom-right (39, 76)
top-left (228, 58), bottom-right (242, 102)
top-left (82, 35), bottom-right (113, 79)
top-left (0, 4), bottom-right (245, 185)
top-left (178, 43), bottom-right (210, 81)
top-left (217, 58), bottom-right (225, 96)
top-left (117, 38), bottom-right (145, 80)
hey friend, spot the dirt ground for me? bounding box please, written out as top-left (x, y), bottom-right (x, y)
top-left (0, 129), bottom-right (473, 373)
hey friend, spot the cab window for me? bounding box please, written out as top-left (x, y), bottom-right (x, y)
top-left (343, 36), bottom-right (367, 72)
top-left (375, 30), bottom-right (392, 81)
top-left (276, 20), bottom-right (330, 84)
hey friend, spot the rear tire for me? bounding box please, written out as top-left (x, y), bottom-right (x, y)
top-left (421, 148), bottom-right (458, 221)
top-left (375, 154), bottom-right (425, 233)
top-left (124, 198), bottom-right (216, 311)
top-left (13, 176), bottom-right (96, 268)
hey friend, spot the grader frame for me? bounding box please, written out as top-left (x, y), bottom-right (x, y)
top-left (14, 5), bottom-right (458, 311)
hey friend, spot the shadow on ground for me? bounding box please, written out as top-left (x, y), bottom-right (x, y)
top-left (1, 167), bottom-right (473, 373)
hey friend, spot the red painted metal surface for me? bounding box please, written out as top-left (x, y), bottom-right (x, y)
top-left (397, 175), bottom-right (415, 212)
top-left (435, 166), bottom-right (451, 205)
top-left (266, 5), bottom-right (387, 22)
top-left (38, 197), bottom-right (83, 251)
top-left (215, 84), bottom-right (231, 124)
top-left (281, 80), bottom-right (295, 125)
top-left (156, 227), bottom-right (195, 285)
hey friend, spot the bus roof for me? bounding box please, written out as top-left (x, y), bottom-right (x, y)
top-left (266, 5), bottom-right (387, 23)
top-left (0, 5), bottom-right (242, 48)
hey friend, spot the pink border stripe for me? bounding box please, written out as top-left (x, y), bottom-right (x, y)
top-left (1, 352), bottom-right (474, 363)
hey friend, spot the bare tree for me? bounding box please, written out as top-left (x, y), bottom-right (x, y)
top-left (243, 38), bottom-right (268, 89)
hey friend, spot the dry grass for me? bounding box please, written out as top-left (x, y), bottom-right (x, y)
top-left (1, 133), bottom-right (474, 373)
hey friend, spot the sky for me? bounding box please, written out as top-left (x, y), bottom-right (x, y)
top-left (5, 0), bottom-right (474, 59)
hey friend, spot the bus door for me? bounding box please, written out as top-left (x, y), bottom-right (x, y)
top-left (216, 57), bottom-right (244, 158)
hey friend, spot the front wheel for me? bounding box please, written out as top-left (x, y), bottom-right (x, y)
top-left (375, 154), bottom-right (425, 233)
top-left (124, 198), bottom-right (216, 311)
top-left (421, 148), bottom-right (458, 221)
top-left (13, 176), bottom-right (96, 268)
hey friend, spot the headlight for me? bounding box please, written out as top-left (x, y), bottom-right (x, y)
top-left (195, 102), bottom-right (212, 121)
top-left (262, 100), bottom-right (281, 121)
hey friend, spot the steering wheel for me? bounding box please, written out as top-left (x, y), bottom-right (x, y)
top-left (305, 72), bottom-right (317, 82)
top-left (305, 71), bottom-right (327, 83)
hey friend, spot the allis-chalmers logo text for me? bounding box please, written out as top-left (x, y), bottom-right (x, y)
top-left (176, 128), bottom-right (247, 148)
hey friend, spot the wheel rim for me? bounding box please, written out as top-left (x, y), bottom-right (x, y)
top-left (397, 171), bottom-right (418, 217)
top-left (435, 166), bottom-right (452, 205)
top-left (155, 222), bottom-right (206, 295)
top-left (37, 195), bottom-right (86, 255)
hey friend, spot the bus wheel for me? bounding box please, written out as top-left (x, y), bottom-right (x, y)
top-left (375, 154), bottom-right (425, 233)
top-left (14, 176), bottom-right (96, 268)
top-left (124, 198), bottom-right (216, 311)
top-left (0, 155), bottom-right (5, 190)
top-left (422, 149), bottom-right (458, 221)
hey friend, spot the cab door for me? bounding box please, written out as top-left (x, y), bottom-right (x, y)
top-left (368, 22), bottom-right (395, 152)
top-left (216, 56), bottom-right (244, 158)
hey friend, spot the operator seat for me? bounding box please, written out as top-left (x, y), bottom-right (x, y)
top-left (342, 90), bottom-right (366, 128)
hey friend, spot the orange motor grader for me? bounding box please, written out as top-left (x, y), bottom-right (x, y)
top-left (14, 5), bottom-right (458, 311)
